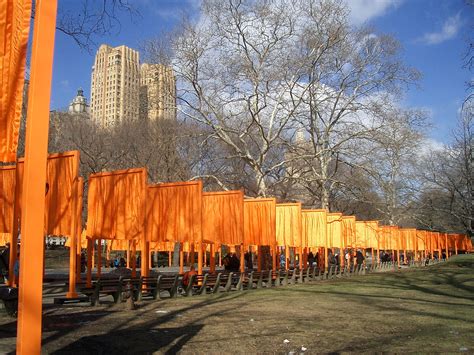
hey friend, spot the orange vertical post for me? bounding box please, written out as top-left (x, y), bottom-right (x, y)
top-left (190, 243), bottom-right (195, 265)
top-left (257, 246), bottom-right (262, 271)
top-left (179, 243), bottom-right (184, 274)
top-left (218, 246), bottom-right (222, 267)
top-left (86, 238), bottom-right (92, 287)
top-left (16, 1), bottom-right (58, 353)
top-left (197, 242), bottom-right (203, 275)
top-left (141, 240), bottom-right (150, 277)
top-left (126, 241), bottom-right (130, 268)
top-left (66, 178), bottom-right (80, 298)
top-left (445, 234), bottom-right (449, 259)
top-left (76, 185), bottom-right (83, 282)
top-left (131, 241), bottom-right (137, 277)
top-left (97, 239), bottom-right (102, 278)
top-left (210, 244), bottom-right (216, 273)
top-left (149, 249), bottom-right (152, 269)
top-left (8, 166), bottom-right (22, 287)
top-left (168, 250), bottom-right (172, 267)
top-left (285, 246), bottom-right (289, 270)
top-left (240, 244), bottom-right (245, 272)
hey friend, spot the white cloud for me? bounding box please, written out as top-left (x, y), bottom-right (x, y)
top-left (417, 13), bottom-right (462, 45)
top-left (346, 0), bottom-right (403, 25)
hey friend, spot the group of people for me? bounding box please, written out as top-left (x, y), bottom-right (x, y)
top-left (222, 253), bottom-right (241, 272)
top-left (0, 243), bottom-right (20, 284)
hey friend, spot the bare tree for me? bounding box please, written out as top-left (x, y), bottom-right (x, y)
top-left (52, 0), bottom-right (138, 52)
top-left (355, 108), bottom-right (428, 225)
top-left (173, 0), bottom-right (308, 197)
top-left (419, 103), bottom-right (473, 237)
top-left (286, 0), bottom-right (420, 209)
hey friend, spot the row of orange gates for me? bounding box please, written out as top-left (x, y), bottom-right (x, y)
top-left (0, 150), bottom-right (472, 295)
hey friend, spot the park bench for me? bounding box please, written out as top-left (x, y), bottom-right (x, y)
top-left (82, 277), bottom-right (124, 306)
top-left (237, 271), bottom-right (254, 290)
top-left (136, 275), bottom-right (160, 300)
top-left (271, 269), bottom-right (287, 286)
top-left (253, 270), bottom-right (272, 288)
top-left (156, 274), bottom-right (179, 299)
top-left (0, 286), bottom-right (18, 317)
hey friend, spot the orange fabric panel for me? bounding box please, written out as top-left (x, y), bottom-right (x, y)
top-left (43, 152), bottom-right (79, 236)
top-left (416, 230), bottom-right (427, 251)
top-left (0, 166), bottom-right (16, 233)
top-left (276, 203), bottom-right (302, 247)
top-left (302, 210), bottom-right (327, 248)
top-left (342, 216), bottom-right (356, 248)
top-left (15, 151), bottom-right (80, 237)
top-left (365, 221), bottom-right (379, 249)
top-left (379, 226), bottom-right (391, 250)
top-left (87, 168), bottom-right (147, 240)
top-left (327, 213), bottom-right (342, 248)
top-left (202, 190), bottom-right (244, 246)
top-left (408, 229), bottom-right (417, 250)
top-left (146, 181), bottom-right (202, 243)
top-left (432, 232), bottom-right (440, 250)
top-left (150, 241), bottom-right (175, 252)
top-left (399, 229), bottom-right (409, 250)
top-left (243, 198), bottom-right (276, 246)
top-left (355, 221), bottom-right (367, 249)
top-left (0, 0), bottom-right (31, 162)
top-left (65, 229), bottom-right (87, 249)
top-left (0, 232), bottom-right (10, 246)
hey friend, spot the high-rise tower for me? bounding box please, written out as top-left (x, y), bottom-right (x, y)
top-left (139, 63), bottom-right (176, 121)
top-left (90, 45), bottom-right (140, 127)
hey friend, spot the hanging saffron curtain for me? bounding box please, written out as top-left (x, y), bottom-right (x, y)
top-left (327, 213), bottom-right (342, 248)
top-left (365, 221), bottom-right (379, 249)
top-left (416, 230), bottom-right (427, 251)
top-left (0, 166), bottom-right (16, 234)
top-left (0, 0), bottom-right (32, 162)
top-left (243, 198), bottom-right (276, 246)
top-left (87, 168), bottom-right (146, 240)
top-left (378, 226), bottom-right (390, 250)
top-left (15, 151), bottom-right (80, 237)
top-left (146, 181), bottom-right (202, 244)
top-left (399, 229), bottom-right (409, 251)
top-left (302, 210), bottom-right (327, 248)
top-left (342, 216), bottom-right (356, 249)
top-left (276, 203), bottom-right (302, 247)
top-left (355, 221), bottom-right (368, 249)
top-left (202, 190), bottom-right (244, 246)
top-left (65, 229), bottom-right (87, 249)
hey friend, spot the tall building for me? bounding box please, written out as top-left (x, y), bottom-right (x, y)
top-left (90, 44), bottom-right (140, 127)
top-left (68, 88), bottom-right (89, 114)
top-left (139, 63), bottom-right (176, 121)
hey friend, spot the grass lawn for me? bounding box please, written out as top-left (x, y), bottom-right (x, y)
top-left (1, 255), bottom-right (473, 353)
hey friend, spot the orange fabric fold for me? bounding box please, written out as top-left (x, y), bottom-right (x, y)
top-left (146, 181), bottom-right (202, 244)
top-left (276, 203), bottom-right (302, 247)
top-left (327, 213), bottom-right (342, 248)
top-left (302, 210), bottom-right (327, 248)
top-left (0, 0), bottom-right (32, 162)
top-left (0, 166), bottom-right (16, 234)
top-left (202, 190), bottom-right (244, 246)
top-left (243, 198), bottom-right (276, 246)
top-left (87, 168), bottom-right (147, 240)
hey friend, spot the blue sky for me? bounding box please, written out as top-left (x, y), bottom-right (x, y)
top-left (50, 0), bottom-right (472, 144)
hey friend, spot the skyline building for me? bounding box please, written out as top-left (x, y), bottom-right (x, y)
top-left (139, 63), bottom-right (176, 121)
top-left (68, 88), bottom-right (89, 114)
top-left (90, 44), bottom-right (140, 127)
top-left (89, 44), bottom-right (176, 127)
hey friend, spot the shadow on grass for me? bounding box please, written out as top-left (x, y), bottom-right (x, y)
top-left (49, 291), bottom-right (247, 354)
